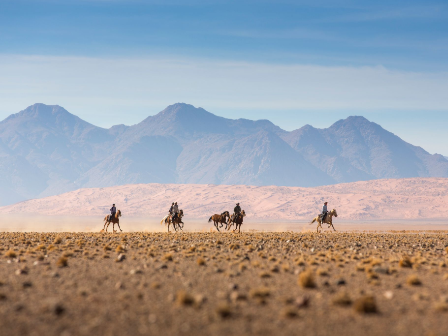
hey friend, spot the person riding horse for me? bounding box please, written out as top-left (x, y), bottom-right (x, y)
top-left (109, 204), bottom-right (116, 223)
top-left (168, 202), bottom-right (174, 216)
top-left (321, 202), bottom-right (328, 222)
top-left (172, 202), bottom-right (179, 221)
top-left (233, 203), bottom-right (241, 222)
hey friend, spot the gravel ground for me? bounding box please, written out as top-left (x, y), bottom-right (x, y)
top-left (1, 231), bottom-right (448, 336)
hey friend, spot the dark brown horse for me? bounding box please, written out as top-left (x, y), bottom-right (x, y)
top-left (227, 210), bottom-right (246, 233)
top-left (103, 210), bottom-right (122, 233)
top-left (208, 211), bottom-right (230, 231)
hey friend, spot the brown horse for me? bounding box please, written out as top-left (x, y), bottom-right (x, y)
top-left (208, 211), bottom-right (230, 232)
top-left (227, 210), bottom-right (246, 233)
top-left (309, 209), bottom-right (338, 233)
top-left (162, 210), bottom-right (184, 232)
top-left (103, 210), bottom-right (122, 233)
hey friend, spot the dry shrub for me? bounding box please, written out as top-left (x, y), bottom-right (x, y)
top-left (249, 287), bottom-right (270, 299)
top-left (332, 292), bottom-right (352, 306)
top-left (407, 274), bottom-right (422, 286)
top-left (115, 245), bottom-right (125, 253)
top-left (5, 250), bottom-right (16, 258)
top-left (56, 257), bottom-right (68, 268)
top-left (163, 253), bottom-right (173, 261)
top-left (229, 244), bottom-right (240, 250)
top-left (53, 236), bottom-right (62, 244)
top-left (281, 307), bottom-right (298, 318)
top-left (353, 295), bottom-right (377, 314)
top-left (196, 258), bottom-right (206, 266)
top-left (259, 271), bottom-right (271, 278)
top-left (298, 270), bottom-right (316, 289)
top-left (176, 290), bottom-right (195, 306)
top-left (215, 303), bottom-right (232, 318)
top-left (367, 273), bottom-right (379, 280)
top-left (399, 256), bottom-right (413, 268)
top-left (150, 282), bottom-right (161, 289)
top-left (316, 268), bottom-right (328, 276)
top-left (296, 258), bottom-right (306, 266)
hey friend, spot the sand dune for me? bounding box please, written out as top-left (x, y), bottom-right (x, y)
top-left (0, 178), bottom-right (447, 221)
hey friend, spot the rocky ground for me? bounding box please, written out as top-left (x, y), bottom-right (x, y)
top-left (1, 231), bottom-right (448, 336)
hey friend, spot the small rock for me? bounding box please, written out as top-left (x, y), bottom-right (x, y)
top-left (116, 254), bottom-right (126, 262)
top-left (384, 291), bottom-right (394, 300)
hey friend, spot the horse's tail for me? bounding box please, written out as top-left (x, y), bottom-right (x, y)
top-left (161, 215), bottom-right (168, 225)
top-left (104, 216), bottom-right (108, 223)
top-left (208, 216), bottom-right (213, 222)
top-left (309, 218), bottom-right (317, 225)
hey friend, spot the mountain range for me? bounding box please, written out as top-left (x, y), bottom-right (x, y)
top-left (0, 103), bottom-right (447, 206)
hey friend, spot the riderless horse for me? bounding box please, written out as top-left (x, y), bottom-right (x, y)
top-left (208, 211), bottom-right (230, 232)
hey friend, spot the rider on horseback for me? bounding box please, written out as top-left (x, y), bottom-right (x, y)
top-left (172, 202), bottom-right (179, 220)
top-left (233, 203), bottom-right (241, 222)
top-left (321, 202), bottom-right (328, 222)
top-left (169, 202), bottom-right (174, 216)
top-left (109, 204), bottom-right (116, 223)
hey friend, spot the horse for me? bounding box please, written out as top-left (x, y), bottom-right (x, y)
top-left (226, 210), bottom-right (246, 233)
top-left (309, 209), bottom-right (338, 233)
top-left (161, 210), bottom-right (184, 232)
top-left (103, 210), bottom-right (122, 233)
top-left (208, 211), bottom-right (230, 232)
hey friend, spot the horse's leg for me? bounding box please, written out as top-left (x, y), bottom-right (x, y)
top-left (215, 221), bottom-right (220, 232)
top-left (116, 220), bottom-right (123, 232)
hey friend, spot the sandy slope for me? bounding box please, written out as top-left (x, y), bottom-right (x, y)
top-left (0, 178), bottom-right (447, 221)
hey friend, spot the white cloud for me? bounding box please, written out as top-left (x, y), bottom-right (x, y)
top-left (0, 54), bottom-right (447, 126)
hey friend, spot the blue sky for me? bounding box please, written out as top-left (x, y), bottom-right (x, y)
top-left (0, 0), bottom-right (447, 154)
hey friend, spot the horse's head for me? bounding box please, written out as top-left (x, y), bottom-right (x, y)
top-left (241, 210), bottom-right (246, 217)
top-left (332, 209), bottom-right (337, 217)
top-left (117, 210), bottom-right (122, 217)
top-left (224, 211), bottom-right (230, 217)
top-left (179, 209), bottom-right (184, 217)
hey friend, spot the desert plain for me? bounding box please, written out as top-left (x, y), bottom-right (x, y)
top-left (1, 230), bottom-right (448, 336)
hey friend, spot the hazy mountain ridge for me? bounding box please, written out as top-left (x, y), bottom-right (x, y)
top-left (0, 102), bottom-right (446, 205)
top-left (1, 178), bottom-right (447, 221)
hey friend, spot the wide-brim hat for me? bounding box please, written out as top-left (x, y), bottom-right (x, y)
top-left (324, 202), bottom-right (328, 204)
